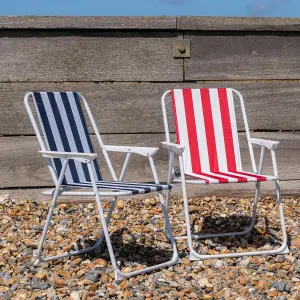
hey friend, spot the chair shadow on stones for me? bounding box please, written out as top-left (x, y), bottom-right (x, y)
top-left (77, 227), bottom-right (176, 268)
top-left (190, 214), bottom-right (285, 253)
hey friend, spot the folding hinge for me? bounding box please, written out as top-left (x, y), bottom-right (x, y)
top-left (173, 39), bottom-right (191, 58)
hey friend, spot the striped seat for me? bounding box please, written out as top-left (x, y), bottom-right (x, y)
top-left (33, 92), bottom-right (171, 195)
top-left (171, 88), bottom-right (278, 184)
top-left (68, 181), bottom-right (171, 195)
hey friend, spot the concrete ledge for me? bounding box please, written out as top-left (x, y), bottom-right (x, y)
top-left (1, 16), bottom-right (300, 31)
top-left (0, 16), bottom-right (176, 30)
top-left (177, 16), bottom-right (300, 31)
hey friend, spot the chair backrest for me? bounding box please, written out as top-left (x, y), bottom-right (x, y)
top-left (26, 92), bottom-right (103, 185)
top-left (162, 88), bottom-right (257, 174)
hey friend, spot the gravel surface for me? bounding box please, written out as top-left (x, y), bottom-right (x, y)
top-left (0, 194), bottom-right (299, 299)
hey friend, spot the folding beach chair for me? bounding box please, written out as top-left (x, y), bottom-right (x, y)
top-left (161, 88), bottom-right (288, 260)
top-left (24, 91), bottom-right (179, 280)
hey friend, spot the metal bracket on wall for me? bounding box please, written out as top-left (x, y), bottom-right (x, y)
top-left (173, 39), bottom-right (191, 58)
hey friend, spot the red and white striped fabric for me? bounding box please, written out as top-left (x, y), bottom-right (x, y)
top-left (171, 88), bottom-right (277, 184)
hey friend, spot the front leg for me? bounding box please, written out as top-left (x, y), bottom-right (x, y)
top-left (163, 150), bottom-right (175, 238)
top-left (34, 159), bottom-right (69, 264)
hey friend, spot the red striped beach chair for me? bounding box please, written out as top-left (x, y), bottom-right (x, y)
top-left (161, 88), bottom-right (288, 260)
top-left (24, 91), bottom-right (179, 280)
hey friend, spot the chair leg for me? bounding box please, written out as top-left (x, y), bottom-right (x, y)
top-left (94, 157), bottom-right (179, 281)
top-left (186, 180), bottom-right (289, 261)
top-left (163, 189), bottom-right (172, 240)
top-left (34, 159), bottom-right (68, 264)
top-left (34, 202), bottom-right (116, 263)
top-left (94, 197), bottom-right (116, 247)
top-left (35, 161), bottom-right (179, 281)
top-left (274, 180), bottom-right (289, 251)
top-left (164, 151), bottom-right (174, 213)
top-left (157, 191), bottom-right (180, 263)
top-left (177, 182), bottom-right (261, 241)
top-left (160, 151), bottom-right (174, 239)
top-left (33, 159), bottom-right (118, 264)
top-left (109, 192), bottom-right (180, 281)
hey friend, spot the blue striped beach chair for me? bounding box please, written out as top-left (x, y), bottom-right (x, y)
top-left (24, 91), bottom-right (179, 280)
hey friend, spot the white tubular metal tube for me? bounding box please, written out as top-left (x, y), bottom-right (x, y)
top-left (24, 92), bottom-right (58, 185)
top-left (148, 156), bottom-right (159, 184)
top-left (178, 155), bottom-right (193, 250)
top-left (87, 162), bottom-right (119, 270)
top-left (232, 89), bottom-right (257, 174)
top-left (258, 146), bottom-right (265, 175)
top-left (165, 150), bottom-right (174, 211)
top-left (271, 149), bottom-right (279, 177)
top-left (81, 94), bottom-right (118, 181)
top-left (36, 158), bottom-right (69, 258)
top-left (161, 90), bottom-right (171, 143)
top-left (119, 152), bottom-right (132, 181)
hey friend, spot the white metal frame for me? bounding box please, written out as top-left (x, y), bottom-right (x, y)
top-left (161, 89), bottom-right (288, 260)
top-left (24, 92), bottom-right (179, 280)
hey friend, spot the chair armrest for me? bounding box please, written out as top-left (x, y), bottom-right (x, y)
top-left (251, 138), bottom-right (280, 150)
top-left (39, 151), bottom-right (97, 163)
top-left (161, 141), bottom-right (185, 155)
top-left (104, 145), bottom-right (158, 157)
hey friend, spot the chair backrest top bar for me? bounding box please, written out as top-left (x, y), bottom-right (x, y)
top-left (170, 88), bottom-right (242, 173)
top-left (32, 91), bottom-right (102, 185)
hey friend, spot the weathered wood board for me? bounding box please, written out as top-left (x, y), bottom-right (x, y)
top-left (1, 132), bottom-right (299, 188)
top-left (185, 33), bottom-right (300, 80)
top-left (1, 16), bottom-right (300, 197)
top-left (0, 31), bottom-right (182, 82)
top-left (1, 16), bottom-right (299, 32)
top-left (2, 81), bottom-right (300, 136)
top-left (178, 16), bottom-right (300, 31)
top-left (0, 16), bottom-right (176, 30)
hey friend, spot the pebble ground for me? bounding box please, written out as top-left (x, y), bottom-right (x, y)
top-left (0, 194), bottom-right (299, 299)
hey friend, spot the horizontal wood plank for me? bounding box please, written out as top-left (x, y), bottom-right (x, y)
top-left (1, 132), bottom-right (299, 188)
top-left (2, 81), bottom-right (300, 136)
top-left (188, 81), bottom-right (300, 131)
top-left (185, 33), bottom-right (300, 80)
top-left (178, 16), bottom-right (300, 31)
top-left (0, 16), bottom-right (176, 30)
top-left (1, 16), bottom-right (300, 32)
top-left (0, 31), bottom-right (182, 82)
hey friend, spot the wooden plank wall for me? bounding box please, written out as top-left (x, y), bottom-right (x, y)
top-left (1, 16), bottom-right (300, 198)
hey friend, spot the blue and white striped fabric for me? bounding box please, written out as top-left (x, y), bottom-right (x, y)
top-left (33, 92), bottom-right (171, 195)
top-left (33, 92), bottom-right (102, 185)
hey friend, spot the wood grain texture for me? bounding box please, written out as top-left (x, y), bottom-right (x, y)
top-left (1, 132), bottom-right (299, 188)
top-left (0, 16), bottom-right (176, 30)
top-left (1, 16), bottom-right (299, 32)
top-left (2, 81), bottom-right (300, 136)
top-left (185, 33), bottom-right (300, 80)
top-left (2, 82), bottom-right (173, 135)
top-left (178, 16), bottom-right (300, 31)
top-left (188, 81), bottom-right (300, 131)
top-left (0, 31), bottom-right (182, 82)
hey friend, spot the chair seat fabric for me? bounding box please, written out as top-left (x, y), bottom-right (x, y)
top-left (66, 180), bottom-right (172, 195)
top-left (183, 170), bottom-right (278, 184)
